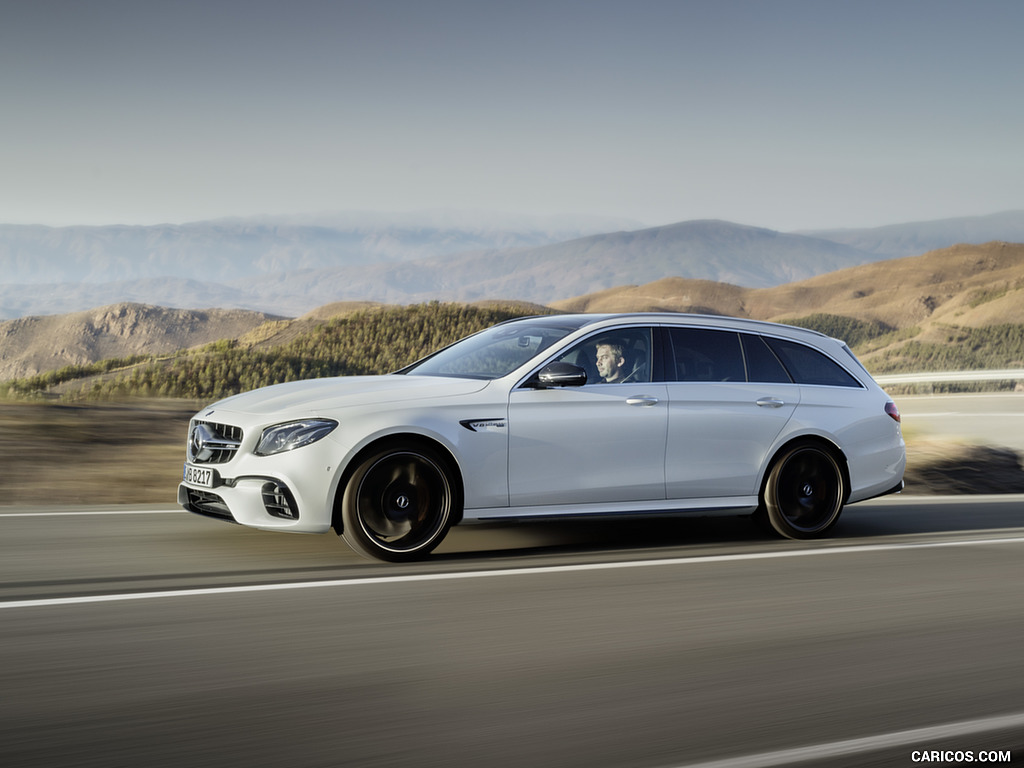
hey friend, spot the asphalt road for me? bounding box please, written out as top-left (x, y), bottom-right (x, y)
top-left (2, 495), bottom-right (1023, 768)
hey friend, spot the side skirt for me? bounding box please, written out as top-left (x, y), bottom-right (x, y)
top-left (463, 496), bottom-right (760, 522)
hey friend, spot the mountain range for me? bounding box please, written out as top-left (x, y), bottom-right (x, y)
top-left (3, 240), bottom-right (1023, 382)
top-left (2, 210), bottom-right (1023, 320)
top-left (800, 210), bottom-right (1024, 258)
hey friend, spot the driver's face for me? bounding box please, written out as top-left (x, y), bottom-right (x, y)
top-left (595, 345), bottom-right (623, 381)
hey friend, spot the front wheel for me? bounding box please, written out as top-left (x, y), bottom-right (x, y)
top-left (762, 443), bottom-right (846, 539)
top-left (341, 445), bottom-right (458, 562)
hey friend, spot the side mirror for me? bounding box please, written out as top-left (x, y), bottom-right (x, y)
top-left (536, 362), bottom-right (588, 388)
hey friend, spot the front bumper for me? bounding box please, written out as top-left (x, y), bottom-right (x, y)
top-left (178, 438), bottom-right (341, 534)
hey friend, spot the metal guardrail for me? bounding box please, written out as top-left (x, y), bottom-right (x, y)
top-left (873, 369), bottom-right (1024, 385)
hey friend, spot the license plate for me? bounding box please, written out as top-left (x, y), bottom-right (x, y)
top-left (183, 463), bottom-right (215, 488)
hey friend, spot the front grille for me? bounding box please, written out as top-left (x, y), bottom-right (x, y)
top-left (188, 420), bottom-right (243, 465)
top-left (182, 488), bottom-right (236, 523)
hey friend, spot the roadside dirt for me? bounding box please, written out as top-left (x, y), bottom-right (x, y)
top-left (0, 401), bottom-right (1021, 506)
top-left (0, 401), bottom-right (198, 506)
top-left (903, 440), bottom-right (1024, 494)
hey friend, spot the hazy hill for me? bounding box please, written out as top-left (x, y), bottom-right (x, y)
top-left (0, 277), bottom-right (264, 320)
top-left (473, 219), bottom-right (882, 289)
top-left (360, 219), bottom-right (884, 297)
top-left (195, 219), bottom-right (889, 313)
top-left (802, 210), bottom-right (1024, 259)
top-left (0, 212), bottom-right (639, 285)
top-left (0, 304), bottom-right (279, 380)
top-left (3, 212), bottom-right (1022, 319)
top-left (0, 219), bottom-right (885, 318)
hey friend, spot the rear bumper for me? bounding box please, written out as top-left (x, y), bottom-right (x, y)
top-left (855, 479), bottom-right (905, 504)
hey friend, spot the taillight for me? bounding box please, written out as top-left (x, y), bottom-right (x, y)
top-left (885, 401), bottom-right (901, 423)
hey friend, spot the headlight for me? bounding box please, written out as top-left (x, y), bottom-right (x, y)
top-left (255, 419), bottom-right (338, 456)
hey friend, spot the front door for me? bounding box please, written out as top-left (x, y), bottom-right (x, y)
top-left (507, 327), bottom-right (667, 508)
top-left (508, 383), bottom-right (669, 506)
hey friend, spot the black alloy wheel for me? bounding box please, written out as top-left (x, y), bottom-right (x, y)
top-left (341, 445), bottom-right (457, 561)
top-left (763, 443), bottom-right (846, 539)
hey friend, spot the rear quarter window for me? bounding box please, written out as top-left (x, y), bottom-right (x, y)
top-left (763, 337), bottom-right (863, 388)
top-left (741, 333), bottom-right (792, 383)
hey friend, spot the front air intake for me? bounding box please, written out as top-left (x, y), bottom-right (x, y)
top-left (262, 482), bottom-right (299, 520)
top-left (182, 488), bottom-right (236, 523)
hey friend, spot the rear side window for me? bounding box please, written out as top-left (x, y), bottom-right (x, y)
top-left (668, 328), bottom-right (745, 382)
top-left (741, 334), bottom-right (792, 383)
top-left (764, 338), bottom-right (862, 388)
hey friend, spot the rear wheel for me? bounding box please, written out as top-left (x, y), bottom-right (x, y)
top-left (763, 443), bottom-right (845, 539)
top-left (341, 445), bottom-right (457, 562)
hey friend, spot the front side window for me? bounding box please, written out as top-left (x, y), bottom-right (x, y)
top-left (667, 328), bottom-right (745, 382)
top-left (552, 328), bottom-right (652, 384)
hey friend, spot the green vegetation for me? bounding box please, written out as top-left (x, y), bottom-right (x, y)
top-left (0, 355), bottom-right (155, 399)
top-left (870, 324), bottom-right (1024, 374)
top-left (967, 286), bottom-right (1009, 308)
top-left (966, 279), bottom-right (1024, 309)
top-left (780, 315), bottom-right (1024, 385)
top-left (2, 303), bottom-right (546, 402)
top-left (778, 314), bottom-right (892, 348)
top-left (854, 326), bottom-right (922, 356)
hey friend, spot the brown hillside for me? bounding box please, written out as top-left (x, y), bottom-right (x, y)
top-left (0, 304), bottom-right (280, 380)
top-left (553, 241), bottom-right (1024, 329)
top-left (553, 278), bottom-right (749, 316)
top-left (750, 241), bottom-right (1024, 327)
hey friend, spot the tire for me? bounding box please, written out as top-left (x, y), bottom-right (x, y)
top-left (762, 443), bottom-right (845, 539)
top-left (341, 445), bottom-right (457, 562)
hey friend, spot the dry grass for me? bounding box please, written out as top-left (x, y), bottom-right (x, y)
top-left (0, 401), bottom-right (198, 505)
top-left (552, 242), bottom-right (1024, 329)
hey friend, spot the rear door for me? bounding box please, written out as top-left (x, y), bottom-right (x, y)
top-left (664, 329), bottom-right (799, 499)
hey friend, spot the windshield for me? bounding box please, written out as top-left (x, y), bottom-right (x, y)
top-left (402, 317), bottom-right (592, 380)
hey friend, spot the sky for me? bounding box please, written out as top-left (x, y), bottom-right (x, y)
top-left (2, 0), bottom-right (1023, 231)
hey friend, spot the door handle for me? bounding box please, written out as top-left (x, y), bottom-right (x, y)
top-left (756, 397), bottom-right (785, 408)
top-left (626, 395), bottom-right (660, 407)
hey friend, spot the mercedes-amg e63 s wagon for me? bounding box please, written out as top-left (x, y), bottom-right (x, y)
top-left (179, 313), bottom-right (906, 561)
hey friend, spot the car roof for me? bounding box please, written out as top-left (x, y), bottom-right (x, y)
top-left (504, 312), bottom-right (834, 343)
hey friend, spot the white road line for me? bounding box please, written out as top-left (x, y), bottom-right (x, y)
top-left (2, 535), bottom-right (1023, 611)
top-left (671, 711), bottom-right (1024, 768)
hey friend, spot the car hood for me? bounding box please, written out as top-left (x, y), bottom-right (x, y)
top-left (202, 375), bottom-right (492, 420)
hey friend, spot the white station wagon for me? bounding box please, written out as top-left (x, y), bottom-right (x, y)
top-left (179, 313), bottom-right (905, 561)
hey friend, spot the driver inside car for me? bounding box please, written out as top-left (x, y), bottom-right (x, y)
top-left (595, 341), bottom-right (629, 383)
